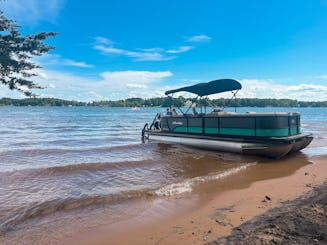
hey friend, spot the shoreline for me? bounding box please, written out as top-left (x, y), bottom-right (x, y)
top-left (65, 155), bottom-right (327, 245)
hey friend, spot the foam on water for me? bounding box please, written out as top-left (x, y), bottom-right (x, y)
top-left (154, 181), bottom-right (194, 196)
top-left (303, 146), bottom-right (327, 156)
top-left (155, 162), bottom-right (257, 196)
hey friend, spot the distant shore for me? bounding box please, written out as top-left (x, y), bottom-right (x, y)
top-left (1, 97), bottom-right (326, 107)
top-left (65, 155), bottom-right (327, 245)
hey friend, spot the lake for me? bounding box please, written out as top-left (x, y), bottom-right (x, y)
top-left (0, 106), bottom-right (326, 244)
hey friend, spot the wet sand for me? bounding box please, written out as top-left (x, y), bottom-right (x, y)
top-left (65, 154), bottom-right (327, 245)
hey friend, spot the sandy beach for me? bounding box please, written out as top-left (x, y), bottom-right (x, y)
top-left (64, 154), bottom-right (327, 245)
top-left (211, 179), bottom-right (327, 244)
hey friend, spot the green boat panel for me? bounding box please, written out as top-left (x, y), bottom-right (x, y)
top-left (290, 126), bottom-right (299, 135)
top-left (220, 128), bottom-right (255, 136)
top-left (173, 126), bottom-right (188, 133)
top-left (204, 127), bottom-right (219, 134)
top-left (256, 128), bottom-right (289, 137)
top-left (188, 126), bottom-right (202, 133)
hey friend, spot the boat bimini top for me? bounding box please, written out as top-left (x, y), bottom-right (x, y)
top-left (164, 79), bottom-right (242, 97)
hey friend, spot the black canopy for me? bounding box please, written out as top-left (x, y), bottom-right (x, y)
top-left (165, 79), bottom-right (242, 97)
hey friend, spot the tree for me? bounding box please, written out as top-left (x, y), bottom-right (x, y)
top-left (0, 10), bottom-right (57, 96)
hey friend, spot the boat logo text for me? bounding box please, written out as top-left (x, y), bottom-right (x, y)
top-left (172, 121), bottom-right (183, 125)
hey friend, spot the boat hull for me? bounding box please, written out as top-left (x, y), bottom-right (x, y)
top-left (146, 131), bottom-right (313, 159)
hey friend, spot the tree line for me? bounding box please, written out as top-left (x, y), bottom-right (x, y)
top-left (0, 97), bottom-right (326, 107)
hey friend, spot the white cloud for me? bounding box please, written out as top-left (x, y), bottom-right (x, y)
top-left (126, 84), bottom-right (148, 89)
top-left (235, 79), bottom-right (327, 101)
top-left (94, 39), bottom-right (175, 61)
top-left (93, 35), bottom-right (210, 61)
top-left (0, 0), bottom-right (65, 24)
top-left (124, 50), bottom-right (173, 61)
top-left (137, 48), bottom-right (164, 53)
top-left (100, 70), bottom-right (172, 85)
top-left (88, 91), bottom-right (105, 100)
top-left (93, 37), bottom-right (198, 61)
top-left (166, 46), bottom-right (194, 54)
top-left (287, 83), bottom-right (327, 92)
top-left (314, 75), bottom-right (327, 79)
top-left (62, 59), bottom-right (93, 68)
top-left (94, 37), bottom-right (114, 46)
top-left (94, 45), bottom-right (124, 55)
top-left (0, 69), bottom-right (173, 101)
top-left (168, 78), bottom-right (327, 102)
top-left (94, 45), bottom-right (173, 61)
top-left (34, 54), bottom-right (93, 68)
top-left (186, 35), bottom-right (212, 43)
top-left (90, 70), bottom-right (172, 100)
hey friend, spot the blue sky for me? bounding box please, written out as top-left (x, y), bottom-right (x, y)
top-left (1, 0), bottom-right (327, 101)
